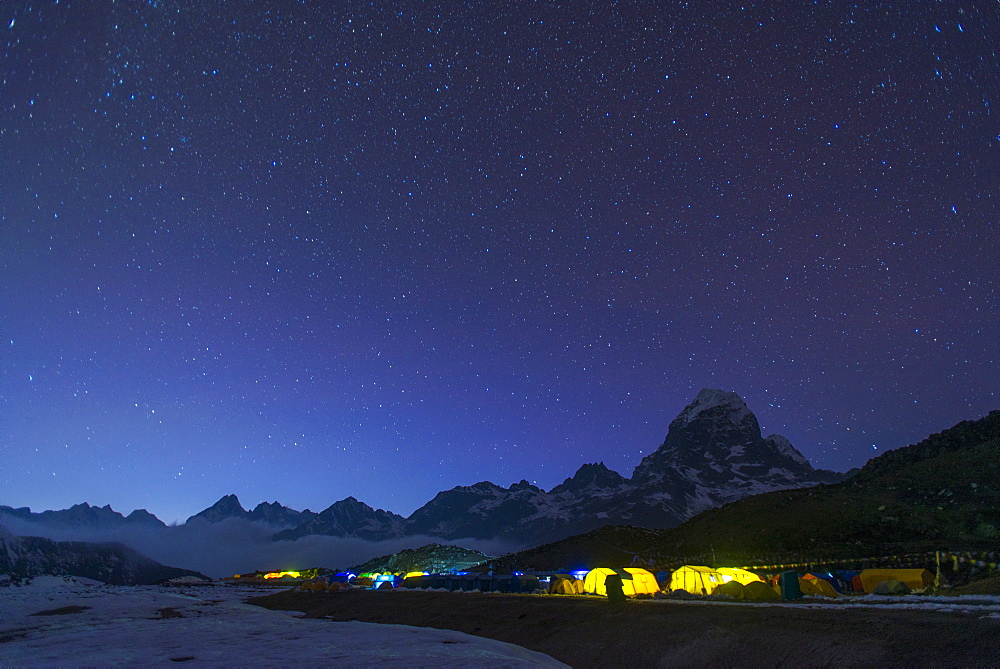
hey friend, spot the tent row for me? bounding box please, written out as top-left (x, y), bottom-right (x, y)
top-left (298, 565), bottom-right (934, 598)
top-left (665, 566), bottom-right (933, 598)
top-left (569, 566), bottom-right (934, 598)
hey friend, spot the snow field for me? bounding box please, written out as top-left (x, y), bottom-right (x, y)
top-left (0, 576), bottom-right (565, 666)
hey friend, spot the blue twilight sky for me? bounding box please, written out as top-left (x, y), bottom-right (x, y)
top-left (1, 1), bottom-right (997, 524)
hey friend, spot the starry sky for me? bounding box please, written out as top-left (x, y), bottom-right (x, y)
top-left (2, 1), bottom-right (997, 525)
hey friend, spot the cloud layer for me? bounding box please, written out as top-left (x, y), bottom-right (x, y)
top-left (0, 514), bottom-right (522, 578)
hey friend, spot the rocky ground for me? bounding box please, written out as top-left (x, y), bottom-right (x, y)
top-left (250, 588), bottom-right (1000, 668)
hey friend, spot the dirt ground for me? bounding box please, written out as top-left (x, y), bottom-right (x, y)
top-left (950, 574), bottom-right (1000, 596)
top-left (248, 589), bottom-right (1000, 668)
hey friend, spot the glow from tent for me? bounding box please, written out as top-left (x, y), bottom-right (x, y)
top-left (262, 570), bottom-right (300, 579)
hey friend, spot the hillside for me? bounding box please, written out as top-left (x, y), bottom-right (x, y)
top-left (349, 543), bottom-right (491, 575)
top-left (488, 409), bottom-right (1000, 571)
top-left (0, 525), bottom-right (208, 585)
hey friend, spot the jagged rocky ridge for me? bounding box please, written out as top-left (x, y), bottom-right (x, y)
top-left (486, 408), bottom-right (1000, 571)
top-left (0, 497), bottom-right (317, 534)
top-left (400, 389), bottom-right (847, 544)
top-left (185, 496), bottom-right (317, 527)
top-left (0, 502), bottom-right (168, 532)
top-left (2, 389), bottom-right (849, 547)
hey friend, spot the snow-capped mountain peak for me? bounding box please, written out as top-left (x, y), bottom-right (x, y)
top-left (9, 389), bottom-right (847, 549)
top-left (763, 433), bottom-right (810, 468)
top-left (185, 495), bottom-right (247, 524)
top-left (678, 388), bottom-right (754, 427)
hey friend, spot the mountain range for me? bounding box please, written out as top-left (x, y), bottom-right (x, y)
top-left (486, 407), bottom-right (1000, 572)
top-left (1, 389), bottom-right (849, 547)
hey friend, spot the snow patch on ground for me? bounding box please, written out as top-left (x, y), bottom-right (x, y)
top-left (0, 577), bottom-right (565, 666)
top-left (655, 590), bottom-right (1000, 616)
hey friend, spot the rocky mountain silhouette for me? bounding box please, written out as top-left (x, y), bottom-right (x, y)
top-left (3, 390), bottom-right (850, 548)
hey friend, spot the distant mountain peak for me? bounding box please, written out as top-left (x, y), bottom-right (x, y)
top-left (551, 462), bottom-right (627, 495)
top-left (509, 480), bottom-right (541, 493)
top-left (763, 433), bottom-right (810, 469)
top-left (270, 496), bottom-right (405, 542)
top-left (125, 509), bottom-right (166, 528)
top-left (632, 388), bottom-right (820, 485)
top-left (679, 388), bottom-right (754, 426)
top-left (247, 501), bottom-right (314, 528)
top-left (185, 495), bottom-right (248, 524)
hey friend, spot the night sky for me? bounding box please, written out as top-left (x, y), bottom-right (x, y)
top-left (2, 1), bottom-right (997, 525)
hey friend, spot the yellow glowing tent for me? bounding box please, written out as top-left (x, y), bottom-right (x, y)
top-left (799, 577), bottom-right (838, 597)
top-left (263, 570), bottom-right (301, 580)
top-left (717, 568), bottom-right (764, 585)
top-left (548, 574), bottom-right (585, 595)
top-left (859, 569), bottom-right (933, 593)
top-left (584, 568), bottom-right (660, 597)
top-left (623, 568), bottom-right (660, 595)
top-left (713, 580), bottom-right (746, 599)
top-left (743, 580), bottom-right (780, 601)
top-left (668, 565), bottom-right (728, 595)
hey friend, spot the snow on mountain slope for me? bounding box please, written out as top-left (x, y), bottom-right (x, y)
top-left (0, 528), bottom-right (205, 585)
top-left (271, 497), bottom-right (406, 542)
top-left (7, 390), bottom-right (848, 549)
top-left (394, 389), bottom-right (846, 544)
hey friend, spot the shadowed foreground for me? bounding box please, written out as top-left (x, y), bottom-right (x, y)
top-left (249, 590), bottom-right (1000, 667)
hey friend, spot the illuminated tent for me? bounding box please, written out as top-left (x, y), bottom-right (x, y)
top-left (859, 569), bottom-right (933, 593)
top-left (804, 572), bottom-right (844, 593)
top-left (833, 570), bottom-right (861, 592)
top-left (717, 568), bottom-right (764, 585)
top-left (548, 574), bottom-right (585, 595)
top-left (667, 566), bottom-right (729, 596)
top-left (743, 580), bottom-right (780, 601)
top-left (584, 568), bottom-right (660, 597)
top-left (263, 570), bottom-right (301, 580)
top-left (622, 568), bottom-right (660, 595)
top-left (374, 574), bottom-right (398, 589)
top-left (713, 580), bottom-right (746, 599)
top-left (401, 575), bottom-right (431, 589)
top-left (799, 577), bottom-right (839, 597)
